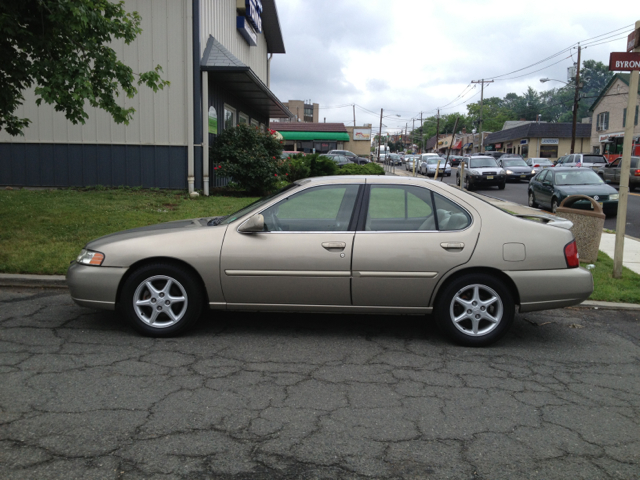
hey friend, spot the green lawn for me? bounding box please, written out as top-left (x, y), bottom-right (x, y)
top-left (0, 188), bottom-right (256, 275)
top-left (1, 188), bottom-right (639, 304)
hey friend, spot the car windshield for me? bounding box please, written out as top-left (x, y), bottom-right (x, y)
top-left (503, 159), bottom-right (528, 166)
top-left (469, 158), bottom-right (498, 168)
top-left (554, 170), bottom-right (604, 185)
top-left (219, 183), bottom-right (300, 224)
top-left (427, 158), bottom-right (443, 164)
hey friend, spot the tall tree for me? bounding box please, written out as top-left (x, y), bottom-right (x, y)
top-left (0, 0), bottom-right (169, 136)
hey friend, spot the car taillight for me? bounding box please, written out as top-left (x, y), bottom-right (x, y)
top-left (564, 240), bottom-right (579, 268)
top-left (634, 169), bottom-right (640, 177)
top-left (534, 164), bottom-right (540, 168)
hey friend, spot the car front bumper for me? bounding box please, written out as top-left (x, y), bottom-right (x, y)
top-left (505, 173), bottom-right (533, 181)
top-left (67, 262), bottom-right (128, 310)
top-left (506, 267), bottom-right (593, 313)
top-left (468, 174), bottom-right (506, 185)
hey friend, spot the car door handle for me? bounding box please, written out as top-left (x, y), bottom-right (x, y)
top-left (322, 242), bottom-right (346, 251)
top-left (440, 242), bottom-right (465, 251)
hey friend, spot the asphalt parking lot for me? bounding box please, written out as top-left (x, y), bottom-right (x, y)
top-left (1, 287), bottom-right (639, 480)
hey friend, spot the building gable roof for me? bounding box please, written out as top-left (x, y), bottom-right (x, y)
top-left (262, 0), bottom-right (285, 54)
top-left (270, 122), bottom-right (347, 132)
top-left (589, 73), bottom-right (640, 114)
top-left (485, 122), bottom-right (591, 144)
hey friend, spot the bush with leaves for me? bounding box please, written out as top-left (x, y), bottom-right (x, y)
top-left (308, 154), bottom-right (338, 177)
top-left (280, 153), bottom-right (311, 182)
top-left (339, 163), bottom-right (385, 175)
top-left (210, 124), bottom-right (283, 195)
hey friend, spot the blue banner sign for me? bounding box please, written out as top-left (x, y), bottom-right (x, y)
top-left (237, 16), bottom-right (257, 46)
top-left (245, 0), bottom-right (262, 33)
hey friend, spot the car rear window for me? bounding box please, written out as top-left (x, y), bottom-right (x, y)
top-left (583, 155), bottom-right (607, 163)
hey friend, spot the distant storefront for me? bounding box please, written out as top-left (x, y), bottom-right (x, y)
top-left (272, 123), bottom-right (351, 154)
top-left (484, 123), bottom-right (591, 161)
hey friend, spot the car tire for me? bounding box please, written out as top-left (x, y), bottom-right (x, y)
top-left (498, 182), bottom-right (505, 190)
top-left (434, 273), bottom-right (515, 347)
top-left (528, 191), bottom-right (538, 208)
top-left (119, 262), bottom-right (204, 337)
top-left (551, 197), bottom-right (559, 214)
top-left (464, 176), bottom-right (473, 191)
top-left (456, 175), bottom-right (460, 186)
top-left (630, 185), bottom-right (637, 192)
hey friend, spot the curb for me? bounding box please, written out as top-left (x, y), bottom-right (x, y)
top-left (1, 274), bottom-right (639, 310)
top-left (0, 274), bottom-right (67, 289)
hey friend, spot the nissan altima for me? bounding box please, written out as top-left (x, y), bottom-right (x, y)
top-left (67, 176), bottom-right (593, 347)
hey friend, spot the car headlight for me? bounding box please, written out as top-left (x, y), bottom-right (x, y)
top-left (76, 249), bottom-right (105, 266)
top-left (499, 169), bottom-right (506, 175)
top-left (531, 170), bottom-right (536, 174)
top-left (609, 194), bottom-right (619, 200)
top-left (505, 169), bottom-right (513, 174)
top-left (468, 169), bottom-right (480, 175)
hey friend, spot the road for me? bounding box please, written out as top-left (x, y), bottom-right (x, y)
top-left (1, 287), bottom-right (639, 479)
top-left (398, 165), bottom-right (640, 238)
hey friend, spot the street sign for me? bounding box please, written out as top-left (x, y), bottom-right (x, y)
top-left (609, 52), bottom-right (640, 71)
top-left (628, 28), bottom-right (640, 52)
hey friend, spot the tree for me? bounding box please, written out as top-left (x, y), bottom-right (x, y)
top-left (0, 0), bottom-right (169, 136)
top-left (466, 97), bottom-right (515, 132)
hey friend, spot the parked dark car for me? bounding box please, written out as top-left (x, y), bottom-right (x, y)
top-left (388, 154), bottom-right (403, 165)
top-left (528, 167), bottom-right (619, 216)
top-left (446, 155), bottom-right (464, 166)
top-left (322, 154), bottom-right (351, 168)
top-left (482, 151), bottom-right (504, 160)
top-left (328, 150), bottom-right (369, 164)
top-left (596, 156), bottom-right (640, 192)
top-left (498, 157), bottom-right (535, 182)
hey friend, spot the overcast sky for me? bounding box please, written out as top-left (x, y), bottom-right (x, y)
top-left (269, 0), bottom-right (638, 134)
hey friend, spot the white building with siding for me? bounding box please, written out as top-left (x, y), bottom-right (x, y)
top-left (0, 0), bottom-right (291, 192)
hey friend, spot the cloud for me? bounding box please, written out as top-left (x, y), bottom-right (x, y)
top-left (269, 0), bottom-right (637, 133)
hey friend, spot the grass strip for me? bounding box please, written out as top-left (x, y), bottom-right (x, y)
top-left (0, 188), bottom-right (256, 275)
top-left (584, 251), bottom-right (640, 304)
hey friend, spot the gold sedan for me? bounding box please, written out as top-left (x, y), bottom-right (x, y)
top-left (67, 176), bottom-right (593, 347)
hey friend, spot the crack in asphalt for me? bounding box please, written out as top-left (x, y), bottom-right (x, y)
top-left (0, 288), bottom-right (639, 479)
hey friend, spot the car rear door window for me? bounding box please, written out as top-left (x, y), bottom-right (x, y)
top-left (365, 185), bottom-right (434, 231)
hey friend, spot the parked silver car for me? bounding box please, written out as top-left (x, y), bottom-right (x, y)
top-left (456, 156), bottom-right (507, 190)
top-left (596, 156), bottom-right (640, 192)
top-left (419, 157), bottom-right (452, 177)
top-left (525, 157), bottom-right (554, 174)
top-left (67, 176), bottom-right (592, 347)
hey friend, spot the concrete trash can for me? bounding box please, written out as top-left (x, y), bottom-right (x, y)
top-left (556, 195), bottom-right (605, 263)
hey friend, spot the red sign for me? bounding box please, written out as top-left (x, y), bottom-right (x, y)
top-left (628, 28), bottom-right (640, 52)
top-left (609, 52), bottom-right (640, 71)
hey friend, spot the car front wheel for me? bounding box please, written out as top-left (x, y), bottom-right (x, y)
top-left (120, 262), bottom-right (204, 337)
top-left (551, 197), bottom-right (559, 214)
top-left (528, 191), bottom-right (538, 208)
top-left (434, 273), bottom-right (515, 347)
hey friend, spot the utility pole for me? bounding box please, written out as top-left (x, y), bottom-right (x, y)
top-left (377, 108), bottom-right (383, 163)
top-left (435, 109), bottom-right (440, 154)
top-left (353, 104), bottom-right (356, 127)
top-left (420, 112), bottom-right (423, 153)
top-left (613, 19), bottom-right (640, 278)
top-left (471, 79), bottom-right (494, 153)
top-left (570, 44), bottom-right (582, 154)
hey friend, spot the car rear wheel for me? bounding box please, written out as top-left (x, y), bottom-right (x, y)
top-left (434, 273), bottom-right (515, 347)
top-left (120, 262), bottom-right (204, 337)
top-left (528, 191), bottom-right (538, 208)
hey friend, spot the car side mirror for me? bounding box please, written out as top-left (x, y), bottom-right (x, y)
top-left (238, 214), bottom-right (264, 233)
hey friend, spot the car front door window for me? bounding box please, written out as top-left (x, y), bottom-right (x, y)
top-left (261, 184), bottom-right (360, 232)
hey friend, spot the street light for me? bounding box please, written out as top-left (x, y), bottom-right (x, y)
top-left (539, 73), bottom-right (581, 154)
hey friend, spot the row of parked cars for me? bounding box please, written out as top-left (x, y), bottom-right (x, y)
top-left (452, 151), bottom-right (638, 217)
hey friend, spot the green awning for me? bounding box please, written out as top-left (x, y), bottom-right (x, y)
top-left (278, 131), bottom-right (350, 141)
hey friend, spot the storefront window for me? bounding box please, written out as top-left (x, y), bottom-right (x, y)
top-left (224, 105), bottom-right (236, 129)
top-left (540, 145), bottom-right (558, 158)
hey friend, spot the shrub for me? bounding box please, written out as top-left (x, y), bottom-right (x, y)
top-left (309, 154), bottom-right (338, 177)
top-left (339, 163), bottom-right (385, 175)
top-left (209, 124), bottom-right (283, 195)
top-left (280, 154), bottom-right (311, 182)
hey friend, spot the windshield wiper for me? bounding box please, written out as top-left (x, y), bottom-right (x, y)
top-left (208, 215), bottom-right (229, 226)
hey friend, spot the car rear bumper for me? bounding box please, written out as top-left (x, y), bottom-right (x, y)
top-left (66, 262), bottom-right (128, 310)
top-left (506, 267), bottom-right (593, 313)
top-left (506, 173), bottom-right (533, 181)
